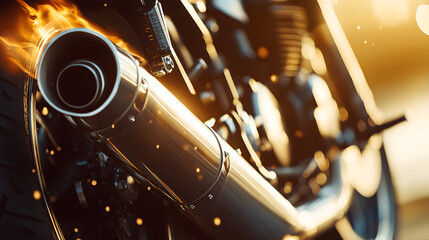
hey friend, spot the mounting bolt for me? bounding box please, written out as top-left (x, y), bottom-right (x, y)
top-left (128, 115), bottom-right (136, 122)
top-left (208, 194), bottom-right (213, 200)
top-left (224, 151), bottom-right (230, 161)
top-left (141, 77), bottom-right (148, 85)
top-left (164, 56), bottom-right (174, 71)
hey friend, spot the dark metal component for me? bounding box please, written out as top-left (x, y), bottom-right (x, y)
top-left (360, 115), bottom-right (407, 139)
top-left (133, 0), bottom-right (197, 94)
top-left (37, 28), bottom-right (353, 239)
top-left (187, 58), bottom-right (208, 82)
top-left (134, 1), bottom-right (173, 76)
top-left (75, 181), bottom-right (90, 209)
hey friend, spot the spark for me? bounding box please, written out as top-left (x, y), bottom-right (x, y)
top-left (33, 190), bottom-right (41, 200)
top-left (213, 217), bottom-right (221, 226)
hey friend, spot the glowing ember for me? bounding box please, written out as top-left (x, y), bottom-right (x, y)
top-left (91, 180), bottom-right (97, 186)
top-left (136, 218), bottom-right (143, 226)
top-left (33, 190), bottom-right (41, 200)
top-left (213, 217), bottom-right (221, 226)
top-left (0, 0), bottom-right (144, 78)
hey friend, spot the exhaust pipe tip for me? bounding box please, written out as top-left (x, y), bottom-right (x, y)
top-left (37, 28), bottom-right (120, 117)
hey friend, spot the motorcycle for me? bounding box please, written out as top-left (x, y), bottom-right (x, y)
top-left (0, 0), bottom-right (404, 239)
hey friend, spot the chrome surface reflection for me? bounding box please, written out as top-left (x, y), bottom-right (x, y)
top-left (37, 28), bottom-right (354, 239)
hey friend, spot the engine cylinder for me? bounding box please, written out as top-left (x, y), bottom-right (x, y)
top-left (247, 0), bottom-right (308, 77)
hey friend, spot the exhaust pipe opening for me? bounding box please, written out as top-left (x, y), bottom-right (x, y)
top-left (56, 60), bottom-right (104, 109)
top-left (38, 28), bottom-right (119, 115)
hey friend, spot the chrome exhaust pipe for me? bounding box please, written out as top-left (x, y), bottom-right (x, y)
top-left (37, 28), bottom-right (353, 239)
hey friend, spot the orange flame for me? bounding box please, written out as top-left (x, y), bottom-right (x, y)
top-left (0, 0), bottom-right (144, 78)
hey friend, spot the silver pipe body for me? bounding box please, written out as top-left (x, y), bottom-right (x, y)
top-left (37, 28), bottom-right (353, 239)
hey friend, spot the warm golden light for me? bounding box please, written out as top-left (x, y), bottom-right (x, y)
top-left (338, 107), bottom-right (349, 122)
top-left (91, 180), bottom-right (97, 186)
top-left (372, 0), bottom-right (409, 27)
top-left (0, 0), bottom-right (143, 78)
top-left (127, 176), bottom-right (135, 185)
top-left (335, 218), bottom-right (363, 240)
top-left (294, 130), bottom-right (303, 138)
top-left (282, 234), bottom-right (299, 240)
top-left (301, 35), bottom-right (316, 60)
top-left (136, 218), bottom-right (143, 226)
top-left (33, 190), bottom-right (41, 200)
top-left (257, 46), bottom-right (269, 59)
top-left (213, 217), bottom-right (221, 226)
top-left (74, 228), bottom-right (78, 233)
top-left (311, 75), bottom-right (340, 138)
top-left (316, 173), bottom-right (327, 185)
top-left (318, 0), bottom-right (382, 124)
top-left (41, 107), bottom-right (49, 116)
top-left (416, 5), bottom-right (429, 36)
top-left (270, 74), bottom-right (279, 83)
top-left (195, 1), bottom-right (207, 13)
top-left (283, 182), bottom-right (293, 194)
top-left (314, 151), bottom-right (329, 171)
top-left (311, 48), bottom-right (327, 76)
top-left (341, 136), bottom-right (382, 198)
top-left (105, 206), bottom-right (110, 212)
top-left (183, 144), bottom-right (190, 151)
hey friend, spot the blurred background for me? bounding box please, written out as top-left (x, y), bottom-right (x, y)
top-left (333, 0), bottom-right (429, 239)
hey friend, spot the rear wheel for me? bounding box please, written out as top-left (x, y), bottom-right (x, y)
top-left (337, 145), bottom-right (397, 240)
top-left (0, 66), bottom-right (54, 239)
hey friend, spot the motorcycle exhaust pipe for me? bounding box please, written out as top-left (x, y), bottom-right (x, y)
top-left (37, 28), bottom-right (352, 239)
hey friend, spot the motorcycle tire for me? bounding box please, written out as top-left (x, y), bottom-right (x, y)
top-left (0, 65), bottom-right (53, 240)
top-left (344, 145), bottom-right (397, 240)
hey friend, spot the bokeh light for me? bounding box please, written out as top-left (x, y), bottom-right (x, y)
top-left (416, 5), bottom-right (429, 36)
top-left (372, 0), bottom-right (409, 27)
